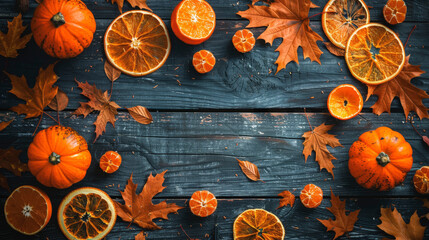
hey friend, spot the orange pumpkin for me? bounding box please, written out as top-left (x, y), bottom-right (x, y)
top-left (31, 0), bottom-right (96, 59)
top-left (28, 125), bottom-right (91, 189)
top-left (349, 127), bottom-right (413, 191)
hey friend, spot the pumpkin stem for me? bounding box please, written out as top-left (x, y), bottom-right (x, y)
top-left (51, 12), bottom-right (65, 28)
top-left (376, 152), bottom-right (390, 167)
top-left (49, 152), bottom-right (61, 165)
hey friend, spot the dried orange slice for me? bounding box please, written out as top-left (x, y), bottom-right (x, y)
top-left (104, 10), bottom-right (171, 76)
top-left (232, 29), bottom-right (256, 53)
top-left (233, 209), bottom-right (285, 240)
top-left (300, 184), bottom-right (323, 208)
top-left (4, 185), bottom-right (52, 235)
top-left (327, 84), bottom-right (363, 120)
top-left (99, 151), bottom-right (122, 173)
top-left (189, 190), bottom-right (217, 217)
top-left (58, 187), bottom-right (116, 240)
top-left (171, 0), bottom-right (216, 45)
top-left (383, 0), bottom-right (407, 25)
top-left (322, 0), bottom-right (370, 49)
top-left (413, 166), bottom-right (429, 194)
top-left (193, 50), bottom-right (216, 74)
top-left (345, 23), bottom-right (405, 85)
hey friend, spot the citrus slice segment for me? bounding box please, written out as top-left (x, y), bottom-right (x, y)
top-left (171, 0), bottom-right (216, 45)
top-left (300, 184), bottom-right (323, 208)
top-left (327, 84), bottom-right (363, 120)
top-left (383, 0), bottom-right (407, 25)
top-left (345, 23), bottom-right (405, 85)
top-left (104, 10), bottom-right (171, 77)
top-left (189, 190), bottom-right (217, 217)
top-left (99, 151), bottom-right (122, 173)
top-left (233, 209), bottom-right (285, 240)
top-left (232, 29), bottom-right (256, 53)
top-left (58, 187), bottom-right (116, 240)
top-left (413, 166), bottom-right (429, 194)
top-left (322, 0), bottom-right (370, 49)
top-left (4, 185), bottom-right (52, 235)
top-left (193, 50), bottom-right (216, 74)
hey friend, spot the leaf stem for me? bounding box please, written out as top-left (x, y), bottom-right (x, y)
top-left (409, 115), bottom-right (423, 138)
top-left (180, 225), bottom-right (192, 240)
top-left (303, 108), bottom-right (313, 131)
top-left (404, 25), bottom-right (416, 48)
top-left (307, 11), bottom-right (335, 20)
top-left (109, 80), bottom-right (113, 99)
top-left (33, 112), bottom-right (43, 136)
top-left (43, 111), bottom-right (60, 125)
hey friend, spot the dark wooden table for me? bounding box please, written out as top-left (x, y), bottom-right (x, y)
top-left (0, 0), bottom-right (429, 239)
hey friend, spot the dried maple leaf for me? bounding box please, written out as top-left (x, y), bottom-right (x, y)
top-left (108, 0), bottom-right (151, 13)
top-left (74, 80), bottom-right (120, 142)
top-left (236, 158), bottom-right (262, 181)
top-left (6, 63), bottom-right (58, 119)
top-left (277, 190), bottom-right (295, 208)
top-left (324, 42), bottom-right (345, 57)
top-left (0, 120), bottom-right (13, 132)
top-left (302, 123), bottom-right (343, 178)
top-left (114, 171), bottom-right (183, 230)
top-left (0, 14), bottom-right (32, 58)
top-left (367, 56), bottom-right (428, 119)
top-left (378, 207), bottom-right (426, 240)
top-left (128, 106), bottom-right (153, 125)
top-left (104, 61), bottom-right (121, 82)
top-left (0, 147), bottom-right (28, 176)
top-left (48, 89), bottom-right (68, 111)
top-left (135, 231), bottom-right (146, 240)
top-left (0, 173), bottom-right (9, 191)
top-left (317, 189), bottom-right (360, 239)
top-left (237, 0), bottom-right (323, 74)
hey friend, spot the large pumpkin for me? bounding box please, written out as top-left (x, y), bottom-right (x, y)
top-left (28, 125), bottom-right (91, 189)
top-left (349, 126), bottom-right (413, 191)
top-left (31, 0), bottom-right (96, 59)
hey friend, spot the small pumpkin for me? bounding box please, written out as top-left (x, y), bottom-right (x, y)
top-left (31, 0), bottom-right (96, 59)
top-left (349, 126), bottom-right (413, 191)
top-left (28, 125), bottom-right (91, 189)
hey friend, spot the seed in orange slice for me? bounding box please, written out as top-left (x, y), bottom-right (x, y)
top-left (322, 0), bottom-right (370, 49)
top-left (413, 166), bottom-right (429, 194)
top-left (232, 29), bottom-right (256, 53)
top-left (171, 0), bottom-right (216, 45)
top-left (193, 50), bottom-right (216, 74)
top-left (99, 151), bottom-right (122, 173)
top-left (233, 209), bottom-right (285, 240)
top-left (345, 23), bottom-right (405, 85)
top-left (58, 187), bottom-right (116, 240)
top-left (327, 84), bottom-right (363, 120)
top-left (189, 190), bottom-right (217, 217)
top-left (4, 185), bottom-right (52, 235)
top-left (300, 184), bottom-right (323, 208)
top-left (383, 0), bottom-right (407, 25)
top-left (104, 10), bottom-right (171, 77)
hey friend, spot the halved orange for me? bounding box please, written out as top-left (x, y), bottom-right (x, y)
top-left (232, 29), bottom-right (256, 53)
top-left (322, 0), bottom-right (370, 49)
top-left (383, 0), bottom-right (407, 25)
top-left (4, 185), bottom-right (52, 235)
top-left (189, 190), bottom-right (217, 217)
top-left (171, 0), bottom-right (216, 45)
top-left (327, 84), bottom-right (363, 120)
top-left (300, 184), bottom-right (323, 208)
top-left (99, 151), bottom-right (122, 174)
top-left (233, 209), bottom-right (285, 240)
top-left (413, 166), bottom-right (429, 194)
top-left (345, 23), bottom-right (406, 85)
top-left (104, 10), bottom-right (171, 76)
top-left (193, 50), bottom-right (216, 74)
top-left (58, 187), bottom-right (116, 240)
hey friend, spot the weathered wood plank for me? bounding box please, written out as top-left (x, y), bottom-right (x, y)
top-left (0, 20), bottom-right (427, 111)
top-left (0, 111), bottom-right (428, 198)
top-left (1, 0), bottom-right (429, 22)
top-left (0, 197), bottom-right (427, 239)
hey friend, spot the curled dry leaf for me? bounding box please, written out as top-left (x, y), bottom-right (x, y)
top-left (135, 231), bottom-right (146, 240)
top-left (127, 106), bottom-right (153, 125)
top-left (0, 120), bottom-right (13, 132)
top-left (277, 190), bottom-right (295, 209)
top-left (48, 89), bottom-right (69, 111)
top-left (236, 158), bottom-right (262, 182)
top-left (0, 147), bottom-right (28, 176)
top-left (108, 0), bottom-right (151, 13)
top-left (0, 173), bottom-right (9, 191)
top-left (104, 60), bottom-right (121, 82)
top-left (324, 42), bottom-right (345, 57)
top-left (378, 207), bottom-right (426, 240)
top-left (0, 14), bottom-right (32, 58)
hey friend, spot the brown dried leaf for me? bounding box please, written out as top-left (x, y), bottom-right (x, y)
top-left (135, 231), bottom-right (146, 240)
top-left (0, 14), bottom-right (32, 58)
top-left (104, 61), bottom-right (121, 82)
top-left (324, 42), bottom-right (345, 57)
top-left (0, 147), bottom-right (28, 176)
top-left (128, 106), bottom-right (152, 125)
top-left (48, 89), bottom-right (69, 111)
top-left (302, 123), bottom-right (343, 178)
top-left (317, 189), bottom-right (360, 239)
top-left (277, 190), bottom-right (295, 208)
top-left (0, 120), bottom-right (13, 132)
top-left (0, 173), bottom-right (9, 191)
top-left (378, 207), bottom-right (426, 240)
top-left (236, 158), bottom-right (262, 181)
top-left (108, 0), bottom-right (151, 13)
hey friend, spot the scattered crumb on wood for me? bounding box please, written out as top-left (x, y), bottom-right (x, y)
top-left (174, 67), bottom-right (179, 70)
top-left (153, 85), bottom-right (158, 89)
top-left (177, 80), bottom-right (181, 86)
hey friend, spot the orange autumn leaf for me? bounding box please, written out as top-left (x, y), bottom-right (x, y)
top-left (277, 190), bottom-right (295, 209)
top-left (6, 63), bottom-right (58, 119)
top-left (0, 147), bottom-right (28, 176)
top-left (108, 0), bottom-right (151, 13)
top-left (0, 14), bottom-right (32, 58)
top-left (48, 89), bottom-right (69, 111)
top-left (317, 189), bottom-right (360, 239)
top-left (135, 231), bottom-right (146, 240)
top-left (302, 123), bottom-right (343, 178)
top-left (236, 158), bottom-right (262, 181)
top-left (0, 120), bottom-right (13, 132)
top-left (73, 80), bottom-right (120, 142)
top-left (378, 207), bottom-right (426, 240)
top-left (104, 60), bottom-right (121, 82)
top-left (367, 56), bottom-right (428, 119)
top-left (114, 171), bottom-right (183, 230)
top-left (237, 0), bottom-right (323, 74)
top-left (127, 106), bottom-right (153, 125)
